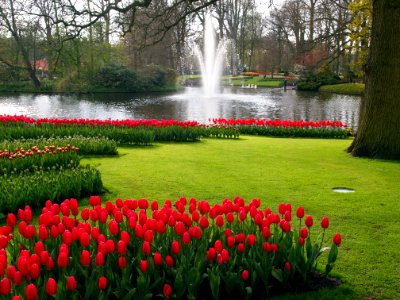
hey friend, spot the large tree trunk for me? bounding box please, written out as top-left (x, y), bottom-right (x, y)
top-left (348, 0), bottom-right (400, 160)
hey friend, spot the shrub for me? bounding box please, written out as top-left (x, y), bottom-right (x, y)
top-left (297, 70), bottom-right (340, 91)
top-left (0, 165), bottom-right (102, 213)
top-left (91, 64), bottom-right (139, 91)
top-left (0, 196), bottom-right (342, 299)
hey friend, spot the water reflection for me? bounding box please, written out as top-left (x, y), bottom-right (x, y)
top-left (0, 87), bottom-right (361, 128)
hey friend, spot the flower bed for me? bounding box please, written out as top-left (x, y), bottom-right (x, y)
top-left (0, 136), bottom-right (118, 156)
top-left (0, 115), bottom-right (350, 143)
top-left (0, 166), bottom-right (103, 213)
top-left (210, 118), bottom-right (351, 138)
top-left (0, 144), bottom-right (80, 175)
top-left (0, 196), bottom-right (342, 299)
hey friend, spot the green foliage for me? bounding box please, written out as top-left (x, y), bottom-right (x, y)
top-left (235, 125), bottom-right (349, 139)
top-left (0, 165), bottom-right (103, 213)
top-left (297, 70), bottom-right (341, 91)
top-left (90, 64), bottom-right (177, 92)
top-left (347, 0), bottom-right (372, 78)
top-left (319, 83), bottom-right (365, 95)
top-left (91, 64), bottom-right (140, 90)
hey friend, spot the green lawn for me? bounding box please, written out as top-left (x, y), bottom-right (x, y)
top-left (319, 83), bottom-right (365, 95)
top-left (225, 76), bottom-right (284, 87)
top-left (82, 136), bottom-right (400, 300)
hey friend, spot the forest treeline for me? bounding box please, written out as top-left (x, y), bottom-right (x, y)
top-left (0, 0), bottom-right (370, 92)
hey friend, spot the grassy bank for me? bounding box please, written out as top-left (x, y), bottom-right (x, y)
top-left (225, 76), bottom-right (284, 87)
top-left (82, 136), bottom-right (400, 300)
top-left (319, 83), bottom-right (365, 95)
top-left (0, 81), bottom-right (177, 93)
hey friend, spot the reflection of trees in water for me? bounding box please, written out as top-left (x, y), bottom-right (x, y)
top-left (0, 89), bottom-right (360, 128)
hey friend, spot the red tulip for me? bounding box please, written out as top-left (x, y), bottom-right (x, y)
top-left (139, 260), bottom-right (148, 272)
top-left (6, 214), bottom-right (16, 227)
top-left (199, 216), bottom-right (209, 229)
top-left (98, 276), bottom-right (107, 290)
top-left (118, 256), bottom-right (127, 269)
top-left (263, 242), bottom-right (271, 253)
top-left (285, 261), bottom-right (291, 272)
top-left (89, 196), bottom-right (101, 207)
top-left (163, 283), bottom-right (172, 298)
top-left (95, 252), bottom-right (105, 266)
top-left (296, 206), bottom-right (305, 219)
top-left (182, 231), bottom-right (191, 245)
top-left (109, 220), bottom-right (119, 235)
top-left (154, 252), bottom-right (163, 265)
top-left (80, 232), bottom-right (90, 247)
top-left (207, 247), bottom-right (216, 262)
top-left (214, 240), bottom-right (223, 253)
top-left (321, 216), bottom-right (329, 229)
top-left (333, 233), bottom-right (342, 246)
top-left (120, 230), bottom-right (131, 245)
top-left (66, 276), bottom-right (77, 291)
top-left (171, 240), bottom-right (181, 255)
top-left (81, 208), bottom-right (90, 221)
top-left (0, 278), bottom-right (11, 295)
top-left (305, 216), bottom-right (313, 227)
top-left (226, 212), bottom-right (234, 223)
top-left (25, 284), bottom-right (38, 300)
top-left (46, 278), bottom-right (57, 296)
top-left (278, 203), bottom-right (286, 215)
top-left (165, 255), bottom-right (174, 267)
top-left (221, 249), bottom-right (230, 263)
top-left (117, 240), bottom-right (128, 255)
top-left (142, 241), bottom-right (151, 255)
top-left (17, 256), bottom-right (30, 276)
top-left (57, 252), bottom-right (68, 268)
top-left (80, 250), bottom-right (91, 267)
top-left (227, 236), bottom-right (235, 248)
top-left (6, 265), bottom-right (16, 280)
top-left (241, 270), bottom-right (249, 281)
top-left (300, 227), bottom-right (308, 239)
top-left (246, 234), bottom-right (256, 246)
top-left (29, 263), bottom-right (40, 279)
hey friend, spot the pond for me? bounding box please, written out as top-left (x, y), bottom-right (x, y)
top-left (0, 86), bottom-right (361, 128)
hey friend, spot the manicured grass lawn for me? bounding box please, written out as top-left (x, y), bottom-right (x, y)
top-left (226, 76), bottom-right (284, 87)
top-left (81, 136), bottom-right (400, 300)
top-left (319, 83), bottom-right (365, 95)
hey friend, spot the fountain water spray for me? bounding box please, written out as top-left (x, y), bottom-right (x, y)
top-left (195, 14), bottom-right (226, 96)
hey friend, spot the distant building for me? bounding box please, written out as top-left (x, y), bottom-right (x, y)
top-left (33, 59), bottom-right (49, 77)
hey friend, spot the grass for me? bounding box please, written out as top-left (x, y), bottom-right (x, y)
top-left (81, 136), bottom-right (400, 300)
top-left (319, 83), bottom-right (365, 95)
top-left (224, 76), bottom-right (284, 87)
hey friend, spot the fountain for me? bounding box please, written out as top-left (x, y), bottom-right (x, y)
top-left (195, 14), bottom-right (226, 96)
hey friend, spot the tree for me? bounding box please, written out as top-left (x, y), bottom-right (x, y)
top-left (0, 0), bottom-right (41, 88)
top-left (348, 0), bottom-right (400, 159)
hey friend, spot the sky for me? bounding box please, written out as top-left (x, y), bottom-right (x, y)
top-left (256, 0), bottom-right (285, 15)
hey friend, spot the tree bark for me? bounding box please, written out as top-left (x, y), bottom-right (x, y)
top-left (348, 0), bottom-right (400, 159)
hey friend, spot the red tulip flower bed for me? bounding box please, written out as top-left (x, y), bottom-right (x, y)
top-left (0, 196), bottom-right (342, 299)
top-left (210, 118), bottom-right (350, 138)
top-left (0, 115), bottom-right (350, 143)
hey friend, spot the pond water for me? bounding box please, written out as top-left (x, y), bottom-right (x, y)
top-left (0, 86), bottom-right (361, 128)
